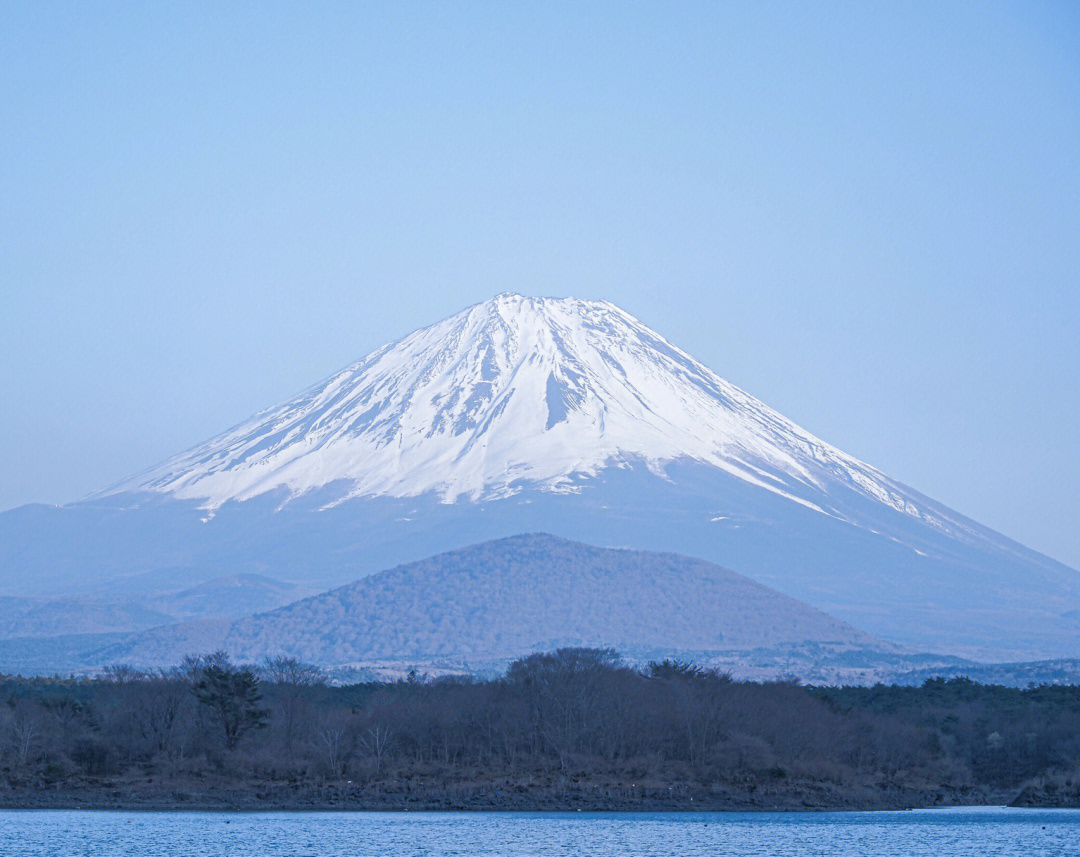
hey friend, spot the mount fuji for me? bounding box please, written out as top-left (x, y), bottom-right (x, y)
top-left (2, 294), bottom-right (1078, 662)
top-left (99, 293), bottom-right (935, 514)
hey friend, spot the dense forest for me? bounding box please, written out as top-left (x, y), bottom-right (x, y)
top-left (1, 648), bottom-right (1078, 810)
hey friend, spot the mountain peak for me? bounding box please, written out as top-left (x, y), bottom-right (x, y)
top-left (469, 292), bottom-right (622, 329)
top-left (101, 295), bottom-right (968, 548)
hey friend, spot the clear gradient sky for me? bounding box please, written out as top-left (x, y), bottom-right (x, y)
top-left (2, 2), bottom-right (1078, 567)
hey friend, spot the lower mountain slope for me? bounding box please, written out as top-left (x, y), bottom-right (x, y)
top-left (5, 463), bottom-right (1077, 661)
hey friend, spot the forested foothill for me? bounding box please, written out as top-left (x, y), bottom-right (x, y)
top-left (1, 648), bottom-right (1077, 810)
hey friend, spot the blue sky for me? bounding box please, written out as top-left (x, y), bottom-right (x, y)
top-left (2, 2), bottom-right (1078, 567)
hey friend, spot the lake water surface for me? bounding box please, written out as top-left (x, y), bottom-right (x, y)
top-left (0, 806), bottom-right (1076, 856)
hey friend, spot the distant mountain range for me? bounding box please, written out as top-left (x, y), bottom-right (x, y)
top-left (5, 535), bottom-right (1077, 687)
top-left (2, 294), bottom-right (1077, 664)
top-left (97, 535), bottom-right (887, 666)
top-left (0, 574), bottom-right (313, 639)
top-left (1, 535), bottom-right (921, 681)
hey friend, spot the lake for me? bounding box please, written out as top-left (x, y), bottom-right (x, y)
top-left (0, 807), bottom-right (1076, 856)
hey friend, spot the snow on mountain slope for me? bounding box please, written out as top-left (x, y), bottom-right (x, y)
top-left (101, 294), bottom-right (977, 548)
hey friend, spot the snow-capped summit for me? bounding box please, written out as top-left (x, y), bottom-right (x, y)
top-left (106, 293), bottom-right (948, 530)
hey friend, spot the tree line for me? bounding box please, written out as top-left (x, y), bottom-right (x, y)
top-left (1, 648), bottom-right (1078, 809)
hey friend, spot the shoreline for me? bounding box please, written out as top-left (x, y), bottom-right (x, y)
top-left (4, 785), bottom-right (1072, 813)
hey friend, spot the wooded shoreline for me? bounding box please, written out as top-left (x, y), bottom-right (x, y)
top-left (2, 648), bottom-right (1079, 813)
top-left (0, 789), bottom-right (1029, 812)
top-left (0, 782), bottom-right (1071, 811)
